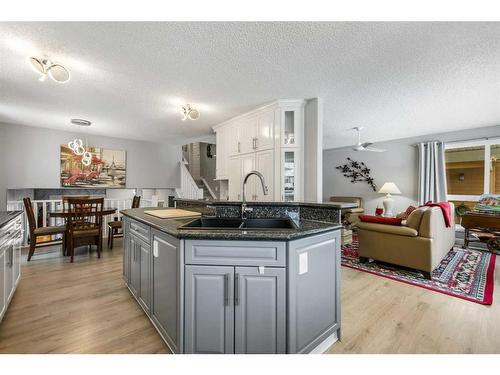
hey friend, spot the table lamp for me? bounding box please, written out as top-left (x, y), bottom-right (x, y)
top-left (378, 182), bottom-right (401, 217)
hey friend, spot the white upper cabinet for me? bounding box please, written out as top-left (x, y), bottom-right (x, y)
top-left (229, 122), bottom-right (242, 155)
top-left (215, 126), bottom-right (229, 179)
top-left (239, 118), bottom-right (256, 155)
top-left (255, 110), bottom-right (274, 151)
top-left (213, 99), bottom-right (305, 202)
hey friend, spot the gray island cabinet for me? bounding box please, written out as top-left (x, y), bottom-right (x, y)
top-left (122, 208), bottom-right (341, 354)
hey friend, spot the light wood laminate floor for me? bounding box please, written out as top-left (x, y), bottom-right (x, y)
top-left (0, 239), bottom-right (169, 354)
top-left (0, 240), bottom-right (498, 353)
top-left (329, 259), bottom-right (500, 354)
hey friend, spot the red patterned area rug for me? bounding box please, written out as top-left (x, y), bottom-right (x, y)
top-left (342, 236), bottom-right (496, 305)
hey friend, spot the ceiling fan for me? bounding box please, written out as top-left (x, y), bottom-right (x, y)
top-left (350, 127), bottom-right (386, 152)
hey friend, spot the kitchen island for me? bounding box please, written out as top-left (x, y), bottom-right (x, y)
top-left (121, 200), bottom-right (351, 354)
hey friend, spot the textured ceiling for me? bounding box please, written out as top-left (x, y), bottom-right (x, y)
top-left (0, 22), bottom-right (499, 148)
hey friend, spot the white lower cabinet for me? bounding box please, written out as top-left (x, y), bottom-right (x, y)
top-left (0, 214), bottom-right (23, 323)
top-left (255, 149), bottom-right (274, 201)
top-left (227, 150), bottom-right (274, 202)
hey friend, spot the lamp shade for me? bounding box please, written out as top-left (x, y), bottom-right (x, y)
top-left (378, 182), bottom-right (401, 195)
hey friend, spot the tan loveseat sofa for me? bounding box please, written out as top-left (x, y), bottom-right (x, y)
top-left (329, 196), bottom-right (364, 226)
top-left (356, 203), bottom-right (455, 278)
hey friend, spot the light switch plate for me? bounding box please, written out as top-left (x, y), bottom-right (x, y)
top-left (299, 252), bottom-right (308, 275)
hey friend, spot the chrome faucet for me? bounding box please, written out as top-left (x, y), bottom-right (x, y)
top-left (241, 170), bottom-right (269, 220)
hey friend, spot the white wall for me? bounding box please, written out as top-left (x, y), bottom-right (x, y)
top-left (0, 122), bottom-right (182, 210)
top-left (323, 125), bottom-right (500, 215)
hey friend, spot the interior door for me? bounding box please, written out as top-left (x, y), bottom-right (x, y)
top-left (234, 266), bottom-right (286, 354)
top-left (184, 265), bottom-right (234, 354)
top-left (255, 149), bottom-right (274, 201)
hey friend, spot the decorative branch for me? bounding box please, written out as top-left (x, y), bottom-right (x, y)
top-left (336, 157), bottom-right (377, 192)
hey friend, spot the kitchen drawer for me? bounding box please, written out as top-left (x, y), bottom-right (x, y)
top-left (185, 240), bottom-right (286, 267)
top-left (130, 220), bottom-right (150, 244)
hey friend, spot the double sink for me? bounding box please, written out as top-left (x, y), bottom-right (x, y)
top-left (179, 217), bottom-right (298, 230)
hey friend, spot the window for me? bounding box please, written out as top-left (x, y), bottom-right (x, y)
top-left (445, 139), bottom-right (500, 202)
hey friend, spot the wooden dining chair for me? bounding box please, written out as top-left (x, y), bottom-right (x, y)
top-left (66, 197), bottom-right (104, 263)
top-left (23, 197), bottom-right (67, 261)
top-left (107, 195), bottom-right (141, 249)
top-left (62, 195), bottom-right (90, 212)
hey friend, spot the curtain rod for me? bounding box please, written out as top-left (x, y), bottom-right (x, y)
top-left (412, 136), bottom-right (498, 147)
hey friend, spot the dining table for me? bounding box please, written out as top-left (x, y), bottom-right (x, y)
top-left (48, 208), bottom-right (117, 218)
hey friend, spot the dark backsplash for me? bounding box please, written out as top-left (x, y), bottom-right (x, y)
top-left (175, 199), bottom-right (340, 224)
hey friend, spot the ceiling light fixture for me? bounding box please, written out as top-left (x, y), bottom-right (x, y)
top-left (181, 104), bottom-right (200, 121)
top-left (29, 56), bottom-right (70, 83)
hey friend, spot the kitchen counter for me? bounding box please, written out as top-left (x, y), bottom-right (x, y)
top-left (0, 211), bottom-right (23, 228)
top-left (121, 207), bottom-right (342, 241)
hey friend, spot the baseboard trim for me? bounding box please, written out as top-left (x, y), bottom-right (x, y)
top-left (309, 331), bottom-right (338, 354)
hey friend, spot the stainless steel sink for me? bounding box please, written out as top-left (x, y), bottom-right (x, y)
top-left (179, 217), bottom-right (297, 230)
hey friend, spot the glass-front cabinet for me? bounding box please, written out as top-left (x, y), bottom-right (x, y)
top-left (282, 108), bottom-right (301, 148)
top-left (279, 104), bottom-right (303, 202)
top-left (282, 149), bottom-right (300, 202)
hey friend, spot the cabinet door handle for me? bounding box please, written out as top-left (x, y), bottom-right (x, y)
top-left (235, 273), bottom-right (240, 306)
top-left (237, 141), bottom-right (241, 153)
top-left (254, 137), bottom-right (258, 149)
top-left (224, 273), bottom-right (230, 306)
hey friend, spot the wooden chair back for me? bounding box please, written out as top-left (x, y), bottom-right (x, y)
top-left (62, 195), bottom-right (90, 212)
top-left (132, 195), bottom-right (141, 208)
top-left (23, 197), bottom-right (37, 233)
top-left (67, 197), bottom-right (104, 232)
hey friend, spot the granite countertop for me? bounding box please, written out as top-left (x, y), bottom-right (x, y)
top-left (121, 208), bottom-right (342, 241)
top-left (0, 211), bottom-right (23, 228)
top-left (174, 198), bottom-right (358, 209)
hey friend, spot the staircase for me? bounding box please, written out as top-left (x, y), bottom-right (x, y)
top-left (196, 180), bottom-right (212, 200)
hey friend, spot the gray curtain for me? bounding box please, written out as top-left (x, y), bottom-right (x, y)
top-left (417, 141), bottom-right (448, 204)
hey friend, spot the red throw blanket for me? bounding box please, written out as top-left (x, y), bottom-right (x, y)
top-left (423, 201), bottom-right (452, 228)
